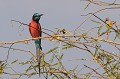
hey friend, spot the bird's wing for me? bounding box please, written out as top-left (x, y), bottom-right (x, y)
top-left (29, 23), bottom-right (32, 36)
top-left (38, 23), bottom-right (42, 37)
top-left (38, 23), bottom-right (42, 50)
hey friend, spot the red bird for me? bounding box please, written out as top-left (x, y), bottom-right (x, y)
top-left (29, 13), bottom-right (43, 77)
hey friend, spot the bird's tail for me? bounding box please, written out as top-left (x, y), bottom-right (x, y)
top-left (39, 39), bottom-right (42, 50)
top-left (36, 47), bottom-right (41, 77)
top-left (35, 40), bottom-right (42, 77)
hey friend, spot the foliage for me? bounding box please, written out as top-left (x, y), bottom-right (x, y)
top-left (0, 0), bottom-right (120, 79)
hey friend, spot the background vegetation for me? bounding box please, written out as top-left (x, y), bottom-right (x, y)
top-left (0, 0), bottom-right (120, 79)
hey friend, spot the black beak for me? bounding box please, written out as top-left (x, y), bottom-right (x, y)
top-left (39, 14), bottom-right (44, 17)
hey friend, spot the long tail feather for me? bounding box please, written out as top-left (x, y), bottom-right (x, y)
top-left (36, 48), bottom-right (41, 77)
top-left (38, 62), bottom-right (40, 77)
top-left (39, 39), bottom-right (42, 50)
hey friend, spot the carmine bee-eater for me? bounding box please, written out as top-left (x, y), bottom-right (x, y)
top-left (29, 13), bottom-right (43, 77)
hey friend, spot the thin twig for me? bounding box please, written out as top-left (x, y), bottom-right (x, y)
top-left (5, 43), bottom-right (14, 63)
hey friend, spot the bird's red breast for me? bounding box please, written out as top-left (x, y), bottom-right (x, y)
top-left (29, 19), bottom-right (41, 38)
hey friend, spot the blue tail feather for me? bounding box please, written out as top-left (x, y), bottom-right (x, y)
top-left (36, 48), bottom-right (41, 77)
top-left (34, 40), bottom-right (42, 50)
top-left (35, 40), bottom-right (42, 77)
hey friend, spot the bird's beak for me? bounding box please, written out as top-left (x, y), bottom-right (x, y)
top-left (39, 14), bottom-right (44, 17)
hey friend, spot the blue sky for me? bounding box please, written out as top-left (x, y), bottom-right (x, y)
top-left (0, 0), bottom-right (120, 79)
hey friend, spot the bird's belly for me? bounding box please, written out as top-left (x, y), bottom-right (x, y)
top-left (31, 29), bottom-right (40, 38)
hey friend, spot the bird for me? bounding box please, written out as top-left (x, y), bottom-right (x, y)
top-left (29, 13), bottom-right (43, 77)
top-left (105, 17), bottom-right (114, 39)
top-left (105, 17), bottom-right (113, 29)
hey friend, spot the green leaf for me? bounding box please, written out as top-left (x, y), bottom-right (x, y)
top-left (0, 65), bottom-right (3, 75)
top-left (98, 26), bottom-right (103, 35)
top-left (94, 47), bottom-right (98, 56)
top-left (59, 53), bottom-right (64, 61)
top-left (62, 42), bottom-right (74, 50)
top-left (91, 19), bottom-right (101, 24)
top-left (52, 63), bottom-right (58, 66)
top-left (50, 68), bottom-right (56, 73)
top-left (72, 65), bottom-right (78, 72)
top-left (57, 74), bottom-right (64, 79)
top-left (69, 65), bottom-right (78, 74)
top-left (28, 72), bottom-right (37, 78)
top-left (94, 43), bottom-right (101, 56)
top-left (52, 76), bottom-right (55, 79)
top-left (11, 59), bottom-right (18, 64)
top-left (50, 55), bottom-right (55, 63)
top-left (84, 3), bottom-right (90, 10)
top-left (73, 75), bottom-right (78, 79)
top-left (19, 61), bottom-right (30, 65)
top-left (25, 65), bottom-right (32, 73)
top-left (117, 73), bottom-right (120, 79)
top-left (46, 47), bottom-right (58, 54)
top-left (116, 30), bottom-right (120, 39)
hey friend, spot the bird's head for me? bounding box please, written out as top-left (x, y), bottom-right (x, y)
top-left (32, 13), bottom-right (43, 22)
top-left (105, 17), bottom-right (109, 22)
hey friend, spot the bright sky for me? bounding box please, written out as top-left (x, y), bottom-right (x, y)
top-left (0, 0), bottom-right (120, 79)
